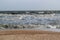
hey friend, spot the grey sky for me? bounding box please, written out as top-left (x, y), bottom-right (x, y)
top-left (0, 0), bottom-right (60, 11)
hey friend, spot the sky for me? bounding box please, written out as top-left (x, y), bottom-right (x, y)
top-left (0, 0), bottom-right (60, 11)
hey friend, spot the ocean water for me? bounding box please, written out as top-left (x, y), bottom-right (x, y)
top-left (0, 13), bottom-right (60, 26)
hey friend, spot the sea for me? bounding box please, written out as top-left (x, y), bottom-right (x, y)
top-left (0, 13), bottom-right (60, 25)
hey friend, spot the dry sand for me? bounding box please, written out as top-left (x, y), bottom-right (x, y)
top-left (0, 30), bottom-right (60, 40)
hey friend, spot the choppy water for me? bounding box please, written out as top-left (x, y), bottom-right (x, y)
top-left (0, 13), bottom-right (60, 25)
